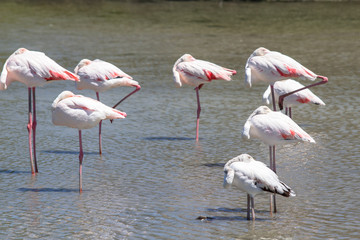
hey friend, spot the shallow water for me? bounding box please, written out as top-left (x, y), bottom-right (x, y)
top-left (0, 1), bottom-right (359, 239)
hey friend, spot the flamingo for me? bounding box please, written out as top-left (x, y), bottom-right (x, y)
top-left (263, 79), bottom-right (325, 118)
top-left (172, 54), bottom-right (236, 141)
top-left (223, 154), bottom-right (296, 221)
top-left (74, 59), bottom-right (141, 154)
top-left (242, 105), bottom-right (315, 172)
top-left (245, 47), bottom-right (328, 111)
top-left (242, 105), bottom-right (315, 212)
top-left (51, 91), bottom-right (127, 192)
top-left (0, 48), bottom-right (79, 174)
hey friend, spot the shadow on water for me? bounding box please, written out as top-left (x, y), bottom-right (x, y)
top-left (202, 162), bottom-right (225, 168)
top-left (18, 187), bottom-right (79, 193)
top-left (197, 207), bottom-right (271, 222)
top-left (0, 169), bottom-right (32, 174)
top-left (143, 136), bottom-right (195, 141)
top-left (207, 207), bottom-right (269, 214)
top-left (196, 215), bottom-right (247, 222)
top-left (42, 150), bottom-right (99, 155)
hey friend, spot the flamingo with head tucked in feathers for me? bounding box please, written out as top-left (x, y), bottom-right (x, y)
top-left (245, 47), bottom-right (328, 111)
top-left (0, 48), bottom-right (79, 174)
top-left (223, 154), bottom-right (296, 221)
top-left (172, 54), bottom-right (236, 141)
top-left (51, 91), bottom-right (127, 192)
top-left (242, 105), bottom-right (315, 213)
top-left (74, 59), bottom-right (141, 154)
top-left (242, 105), bottom-right (315, 173)
top-left (263, 79), bottom-right (325, 118)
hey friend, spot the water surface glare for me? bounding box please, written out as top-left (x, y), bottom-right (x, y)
top-left (0, 1), bottom-right (359, 239)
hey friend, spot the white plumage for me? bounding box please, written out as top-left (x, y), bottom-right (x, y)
top-left (245, 47), bottom-right (318, 88)
top-left (172, 54), bottom-right (236, 141)
top-left (0, 48), bottom-right (79, 174)
top-left (172, 54), bottom-right (236, 88)
top-left (74, 58), bottom-right (140, 154)
top-left (1, 48), bottom-right (78, 89)
top-left (263, 79), bottom-right (325, 108)
top-left (52, 90), bottom-right (126, 129)
top-left (51, 90), bottom-right (126, 193)
top-left (223, 154), bottom-right (295, 220)
top-left (242, 106), bottom-right (315, 146)
top-left (74, 59), bottom-right (139, 93)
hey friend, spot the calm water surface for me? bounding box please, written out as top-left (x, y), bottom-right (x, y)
top-left (0, 1), bottom-right (359, 239)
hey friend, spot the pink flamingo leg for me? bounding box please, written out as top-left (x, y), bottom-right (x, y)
top-left (27, 88), bottom-right (35, 175)
top-left (194, 84), bottom-right (204, 142)
top-left (32, 87), bottom-right (38, 173)
top-left (96, 92), bottom-right (102, 155)
top-left (79, 130), bottom-right (84, 193)
top-left (112, 85), bottom-right (141, 109)
top-left (278, 76), bottom-right (328, 110)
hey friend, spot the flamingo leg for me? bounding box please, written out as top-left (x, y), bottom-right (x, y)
top-left (278, 76), bottom-right (328, 110)
top-left (289, 107), bottom-right (292, 119)
top-left (250, 196), bottom-right (255, 221)
top-left (272, 145), bottom-right (277, 213)
top-left (272, 145), bottom-right (276, 173)
top-left (269, 146), bottom-right (277, 213)
top-left (79, 130), bottom-right (84, 193)
top-left (112, 85), bottom-right (141, 109)
top-left (269, 146), bottom-right (273, 213)
top-left (27, 88), bottom-right (35, 175)
top-left (32, 87), bottom-right (38, 173)
top-left (195, 84), bottom-right (203, 142)
top-left (270, 84), bottom-right (277, 111)
top-left (247, 194), bottom-right (251, 220)
top-left (96, 92), bottom-right (102, 155)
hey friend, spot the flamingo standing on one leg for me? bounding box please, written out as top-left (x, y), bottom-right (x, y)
top-left (223, 154), bottom-right (296, 221)
top-left (242, 106), bottom-right (315, 212)
top-left (0, 48), bottom-right (79, 174)
top-left (262, 79), bottom-right (325, 118)
top-left (245, 47), bottom-right (328, 111)
top-left (172, 54), bottom-right (236, 141)
top-left (74, 59), bottom-right (141, 154)
top-left (51, 91), bottom-right (127, 192)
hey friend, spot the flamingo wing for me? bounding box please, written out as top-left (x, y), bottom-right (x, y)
top-left (250, 112), bottom-right (315, 144)
top-left (228, 159), bottom-right (293, 196)
top-left (274, 79), bottom-right (325, 107)
top-left (265, 51), bottom-right (317, 81)
top-left (78, 60), bottom-right (132, 83)
top-left (247, 51), bottom-right (317, 84)
top-left (52, 92), bottom-right (126, 129)
top-left (6, 50), bottom-right (78, 85)
top-left (176, 60), bottom-right (234, 87)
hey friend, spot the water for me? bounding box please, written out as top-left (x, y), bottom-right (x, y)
top-left (0, 1), bottom-right (359, 239)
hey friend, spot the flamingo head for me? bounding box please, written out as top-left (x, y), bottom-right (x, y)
top-left (250, 105), bottom-right (272, 117)
top-left (180, 54), bottom-right (196, 62)
top-left (173, 54), bottom-right (195, 87)
top-left (14, 48), bottom-right (28, 55)
top-left (252, 47), bottom-right (270, 57)
top-left (52, 90), bottom-right (76, 109)
top-left (74, 59), bottom-right (92, 74)
top-left (223, 154), bottom-right (254, 188)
